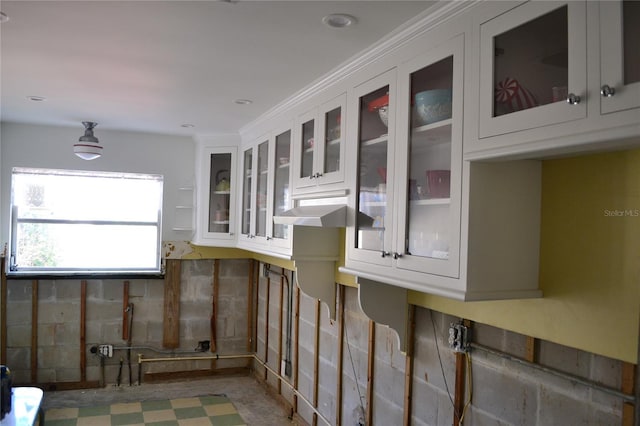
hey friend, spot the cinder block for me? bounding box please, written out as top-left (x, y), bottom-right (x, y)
top-left (471, 360), bottom-right (538, 425)
top-left (103, 280), bottom-right (125, 301)
top-left (6, 301), bottom-right (31, 325)
top-left (538, 339), bottom-right (590, 378)
top-left (37, 368), bottom-right (56, 383)
top-left (38, 281), bottom-right (56, 301)
top-left (86, 280), bottom-right (104, 300)
top-left (219, 258), bottom-right (250, 278)
top-left (56, 368), bottom-right (81, 382)
top-left (54, 280), bottom-right (81, 300)
top-left (53, 345), bottom-right (81, 368)
top-left (7, 324), bottom-right (32, 346)
top-left (129, 281), bottom-right (146, 297)
top-left (54, 322), bottom-right (81, 346)
top-left (101, 321), bottom-right (124, 343)
top-left (6, 347), bottom-right (30, 370)
top-left (185, 259), bottom-right (214, 278)
top-left (38, 302), bottom-right (80, 324)
top-left (146, 280), bottom-right (165, 299)
top-left (145, 321), bottom-right (163, 343)
top-left (38, 324), bottom-right (56, 346)
top-left (86, 300), bottom-right (121, 322)
top-left (7, 282), bottom-right (34, 301)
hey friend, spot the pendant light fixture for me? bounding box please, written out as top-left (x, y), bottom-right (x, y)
top-left (74, 121), bottom-right (102, 160)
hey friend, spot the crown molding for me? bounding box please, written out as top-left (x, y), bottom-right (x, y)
top-left (239, 0), bottom-right (478, 139)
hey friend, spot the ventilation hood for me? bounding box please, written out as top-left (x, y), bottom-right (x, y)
top-left (273, 204), bottom-right (346, 227)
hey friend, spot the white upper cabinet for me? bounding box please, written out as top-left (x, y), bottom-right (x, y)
top-left (599, 0), bottom-right (640, 115)
top-left (292, 93), bottom-right (347, 195)
top-left (343, 31), bottom-right (543, 301)
top-left (193, 140), bottom-right (238, 247)
top-left (478, 1), bottom-right (587, 139)
top-left (237, 124), bottom-right (293, 255)
top-left (466, 0), bottom-right (640, 159)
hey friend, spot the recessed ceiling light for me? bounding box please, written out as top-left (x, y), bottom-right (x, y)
top-left (27, 95), bottom-right (46, 102)
top-left (181, 123), bottom-right (195, 128)
top-left (0, 12), bottom-right (9, 24)
top-left (322, 13), bottom-right (356, 29)
top-left (234, 99), bottom-right (253, 105)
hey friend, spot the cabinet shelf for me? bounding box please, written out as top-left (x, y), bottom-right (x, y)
top-left (211, 220), bottom-right (230, 225)
top-left (362, 134), bottom-right (388, 147)
top-left (278, 163), bottom-right (290, 169)
top-left (412, 120), bottom-right (452, 146)
top-left (327, 137), bottom-right (341, 146)
top-left (175, 205), bottom-right (194, 209)
top-left (410, 198), bottom-right (450, 206)
top-left (213, 190), bottom-right (231, 195)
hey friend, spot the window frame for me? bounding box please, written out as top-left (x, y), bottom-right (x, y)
top-left (8, 167), bottom-right (164, 277)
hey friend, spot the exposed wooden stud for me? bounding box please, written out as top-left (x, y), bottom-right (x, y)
top-left (403, 304), bottom-right (416, 426)
top-left (453, 319), bottom-right (472, 426)
top-left (524, 336), bottom-right (537, 363)
top-left (163, 259), bottom-right (181, 349)
top-left (253, 260), bottom-right (260, 354)
top-left (30, 280), bottom-right (38, 383)
top-left (80, 280), bottom-right (87, 383)
top-left (122, 281), bottom-right (130, 341)
top-left (312, 299), bottom-right (321, 426)
top-left (264, 273), bottom-right (271, 381)
top-left (293, 285), bottom-right (301, 414)
top-left (622, 361), bottom-right (636, 426)
top-left (453, 353), bottom-right (465, 425)
top-left (335, 285), bottom-right (345, 426)
top-left (1, 256), bottom-right (7, 365)
top-left (278, 275), bottom-right (284, 394)
top-left (211, 259), bottom-right (219, 371)
top-left (366, 320), bottom-right (375, 426)
top-left (247, 259), bottom-right (255, 366)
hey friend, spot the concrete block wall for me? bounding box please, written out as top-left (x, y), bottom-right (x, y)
top-left (254, 275), bottom-right (626, 426)
top-left (4, 258), bottom-right (252, 385)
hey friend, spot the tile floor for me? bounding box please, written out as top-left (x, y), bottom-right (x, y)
top-left (41, 375), bottom-right (295, 426)
top-left (45, 395), bottom-right (244, 426)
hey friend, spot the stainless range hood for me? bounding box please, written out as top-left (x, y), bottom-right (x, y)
top-left (273, 204), bottom-right (346, 227)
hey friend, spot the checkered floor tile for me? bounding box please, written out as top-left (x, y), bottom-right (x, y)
top-left (44, 395), bottom-right (246, 426)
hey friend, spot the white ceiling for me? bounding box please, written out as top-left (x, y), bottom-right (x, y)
top-left (0, 1), bottom-right (435, 137)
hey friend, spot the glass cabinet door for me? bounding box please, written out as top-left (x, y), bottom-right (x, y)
top-left (316, 93), bottom-right (347, 186)
top-left (600, 0), bottom-right (640, 114)
top-left (272, 129), bottom-right (291, 242)
top-left (208, 152), bottom-right (232, 234)
top-left (241, 147), bottom-right (253, 237)
top-left (395, 34), bottom-right (463, 278)
top-left (479, 1), bottom-right (586, 138)
top-left (352, 70), bottom-right (396, 263)
top-left (298, 113), bottom-right (316, 183)
top-left (255, 140), bottom-right (269, 238)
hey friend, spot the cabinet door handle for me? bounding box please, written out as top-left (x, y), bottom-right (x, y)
top-left (600, 85), bottom-right (616, 97)
top-left (393, 252), bottom-right (403, 259)
top-left (266, 236), bottom-right (272, 241)
top-left (381, 251), bottom-right (390, 258)
top-left (315, 172), bottom-right (323, 178)
top-left (566, 93), bottom-right (581, 105)
top-left (309, 175), bottom-right (315, 180)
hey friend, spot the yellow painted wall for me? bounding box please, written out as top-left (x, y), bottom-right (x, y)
top-left (410, 148), bottom-right (640, 363)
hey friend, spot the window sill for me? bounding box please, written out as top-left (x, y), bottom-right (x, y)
top-left (5, 272), bottom-right (165, 280)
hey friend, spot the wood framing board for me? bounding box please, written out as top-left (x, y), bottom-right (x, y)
top-left (30, 280), bottom-right (38, 383)
top-left (163, 259), bottom-right (181, 348)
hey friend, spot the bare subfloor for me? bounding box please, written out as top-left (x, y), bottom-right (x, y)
top-left (41, 374), bottom-right (296, 426)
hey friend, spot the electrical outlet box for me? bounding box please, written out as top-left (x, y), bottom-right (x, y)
top-left (448, 323), bottom-right (470, 353)
top-left (98, 344), bottom-right (113, 357)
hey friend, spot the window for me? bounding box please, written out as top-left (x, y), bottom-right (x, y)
top-left (9, 168), bottom-right (163, 275)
